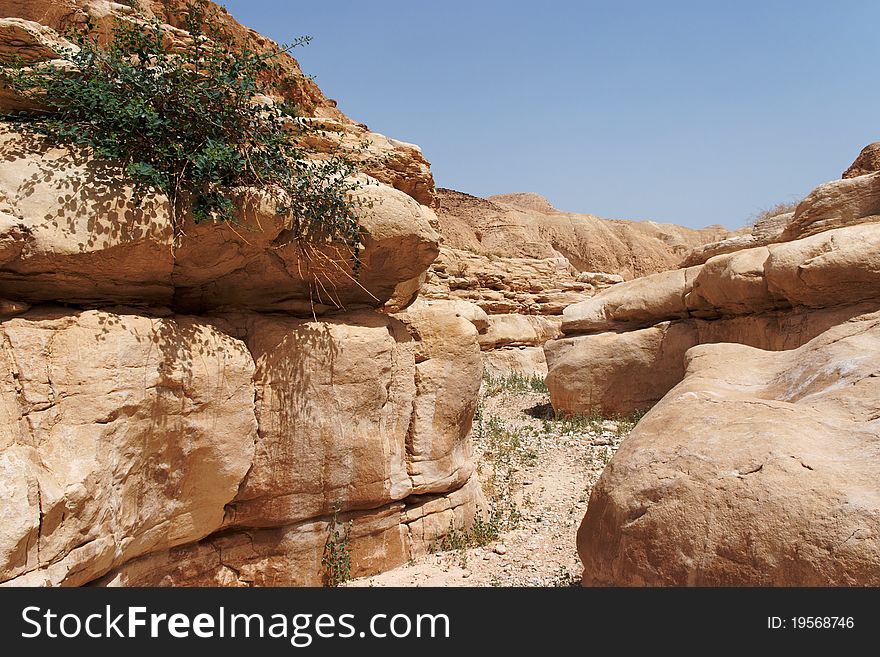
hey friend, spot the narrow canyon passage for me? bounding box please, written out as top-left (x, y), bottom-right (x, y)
top-left (347, 374), bottom-right (636, 587)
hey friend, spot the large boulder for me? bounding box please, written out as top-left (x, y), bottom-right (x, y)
top-left (547, 303), bottom-right (876, 417)
top-left (782, 173), bottom-right (880, 241)
top-left (170, 178), bottom-right (441, 314)
top-left (561, 267), bottom-right (700, 334)
top-left (842, 142), bottom-right (880, 179)
top-left (219, 303), bottom-right (482, 526)
top-left (0, 309), bottom-right (256, 586)
top-left (546, 321), bottom-right (698, 416)
top-left (547, 223), bottom-right (880, 416)
top-left (0, 125), bottom-right (440, 313)
top-left (578, 313), bottom-right (880, 586)
top-left (393, 301), bottom-right (482, 495)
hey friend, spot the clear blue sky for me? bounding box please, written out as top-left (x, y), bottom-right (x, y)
top-left (221, 0), bottom-right (880, 229)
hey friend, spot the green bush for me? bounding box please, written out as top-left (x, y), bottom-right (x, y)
top-left (3, 0), bottom-right (364, 267)
top-left (322, 503), bottom-right (353, 587)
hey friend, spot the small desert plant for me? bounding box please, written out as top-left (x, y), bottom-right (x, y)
top-left (613, 408), bottom-right (646, 436)
top-left (434, 509), bottom-right (505, 553)
top-left (482, 371), bottom-right (548, 396)
top-left (751, 201), bottom-right (799, 227)
top-left (2, 0), bottom-right (366, 270)
top-left (321, 503), bottom-right (352, 587)
top-left (547, 409), bottom-right (605, 435)
top-left (550, 565), bottom-right (580, 587)
top-left (478, 414), bottom-right (525, 532)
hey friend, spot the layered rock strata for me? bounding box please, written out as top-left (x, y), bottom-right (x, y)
top-left (0, 0), bottom-right (483, 586)
top-left (546, 168), bottom-right (880, 416)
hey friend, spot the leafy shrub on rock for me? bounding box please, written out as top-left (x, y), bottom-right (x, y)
top-left (3, 0), bottom-right (365, 268)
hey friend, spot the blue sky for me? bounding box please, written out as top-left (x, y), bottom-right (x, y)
top-left (221, 1), bottom-right (880, 229)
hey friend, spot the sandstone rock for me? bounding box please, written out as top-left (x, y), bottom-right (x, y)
top-left (0, 0), bottom-right (436, 206)
top-left (579, 313), bottom-right (880, 586)
top-left (477, 314), bottom-right (562, 350)
top-left (546, 321), bottom-right (699, 417)
top-left (0, 0), bottom-right (486, 589)
top-left (98, 503), bottom-right (408, 587)
top-left (171, 178), bottom-right (440, 314)
top-left (752, 210), bottom-right (794, 243)
top-left (423, 246), bottom-right (593, 317)
top-left (482, 346), bottom-right (548, 378)
top-left (407, 298), bottom-right (489, 333)
top-left (561, 267), bottom-right (701, 334)
top-left (782, 173), bottom-right (880, 241)
top-left (0, 125), bottom-right (440, 313)
top-left (101, 472), bottom-right (486, 585)
top-left (436, 189), bottom-right (733, 280)
top-left (681, 234), bottom-right (760, 268)
top-left (547, 303), bottom-right (877, 417)
top-left (843, 142), bottom-right (880, 178)
top-left (401, 474), bottom-right (485, 557)
top-left (301, 119), bottom-right (435, 207)
top-left (383, 272), bottom-right (427, 314)
top-left (0, 18), bottom-right (69, 65)
top-left (221, 310), bottom-right (414, 528)
top-left (0, 309), bottom-right (256, 586)
top-left (686, 247), bottom-right (776, 317)
top-left (394, 301), bottom-right (482, 495)
top-left (576, 271), bottom-right (625, 286)
top-left (682, 212), bottom-right (788, 268)
top-left (0, 126), bottom-right (176, 306)
top-left (765, 223), bottom-right (880, 308)
top-left (0, 18), bottom-right (76, 113)
top-left (551, 223), bottom-right (880, 416)
top-left (0, 0), bottom-right (337, 118)
top-left (681, 143), bottom-right (880, 265)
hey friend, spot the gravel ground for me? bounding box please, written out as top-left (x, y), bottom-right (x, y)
top-left (346, 376), bottom-right (636, 587)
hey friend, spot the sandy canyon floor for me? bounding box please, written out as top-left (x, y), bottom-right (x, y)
top-left (346, 375), bottom-right (636, 587)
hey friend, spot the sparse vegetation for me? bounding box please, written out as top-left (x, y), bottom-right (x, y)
top-left (434, 511), bottom-right (503, 554)
top-left (751, 200), bottom-right (799, 226)
top-left (537, 406), bottom-right (646, 438)
top-left (364, 373), bottom-right (648, 586)
top-left (550, 564), bottom-right (580, 587)
top-left (482, 371), bottom-right (549, 396)
top-left (321, 503), bottom-right (353, 587)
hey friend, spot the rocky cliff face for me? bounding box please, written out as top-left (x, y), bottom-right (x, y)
top-left (0, 0), bottom-right (483, 587)
top-left (546, 164), bottom-right (880, 417)
top-left (548, 147), bottom-right (880, 586)
top-left (421, 188), bottom-right (735, 377)
top-left (0, 0), bottom-right (437, 208)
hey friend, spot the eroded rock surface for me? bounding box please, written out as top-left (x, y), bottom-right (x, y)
top-left (547, 221), bottom-right (880, 415)
top-left (0, 0), bottom-right (483, 587)
top-left (579, 313), bottom-right (880, 586)
top-left (0, 310), bottom-right (256, 586)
